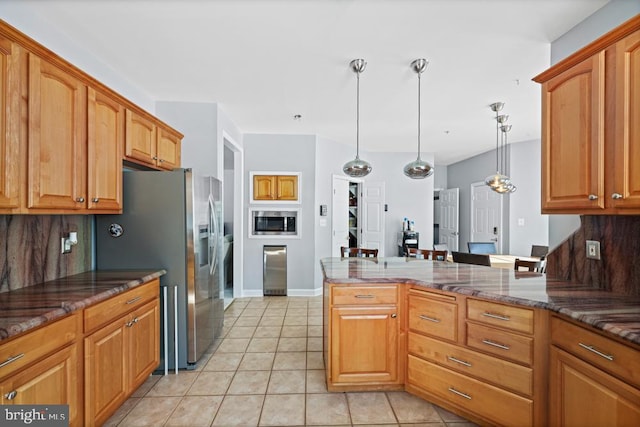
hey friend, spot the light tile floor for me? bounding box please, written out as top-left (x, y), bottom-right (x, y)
top-left (105, 296), bottom-right (478, 426)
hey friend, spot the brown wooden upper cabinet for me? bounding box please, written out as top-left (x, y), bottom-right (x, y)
top-left (125, 110), bottom-right (181, 171)
top-left (253, 174), bottom-right (299, 201)
top-left (0, 36), bottom-right (21, 210)
top-left (533, 16), bottom-right (640, 214)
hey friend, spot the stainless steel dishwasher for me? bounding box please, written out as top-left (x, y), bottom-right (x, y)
top-left (263, 245), bottom-right (287, 296)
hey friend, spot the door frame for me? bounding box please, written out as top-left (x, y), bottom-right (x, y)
top-left (470, 181), bottom-right (504, 253)
top-left (331, 174), bottom-right (363, 256)
top-left (223, 131), bottom-right (243, 303)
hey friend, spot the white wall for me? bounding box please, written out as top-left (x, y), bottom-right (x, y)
top-left (243, 134), bottom-right (317, 296)
top-left (433, 165), bottom-right (448, 191)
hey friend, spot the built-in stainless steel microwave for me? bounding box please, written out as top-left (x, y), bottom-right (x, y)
top-left (252, 210), bottom-right (298, 235)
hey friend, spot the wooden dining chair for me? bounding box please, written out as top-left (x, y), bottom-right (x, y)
top-left (406, 247), bottom-right (447, 261)
top-left (340, 246), bottom-right (378, 258)
top-left (514, 258), bottom-right (544, 272)
top-left (452, 251), bottom-right (491, 266)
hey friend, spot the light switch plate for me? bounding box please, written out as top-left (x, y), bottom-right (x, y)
top-left (586, 240), bottom-right (601, 260)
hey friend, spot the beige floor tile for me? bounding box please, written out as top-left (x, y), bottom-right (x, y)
top-left (260, 394), bottom-right (306, 426)
top-left (281, 325), bottom-right (308, 337)
top-left (307, 337), bottom-right (323, 351)
top-left (164, 395), bottom-right (223, 427)
top-left (247, 337), bottom-right (279, 352)
top-left (306, 369), bottom-right (328, 393)
top-left (307, 325), bottom-right (323, 337)
top-left (283, 315), bottom-right (307, 326)
top-left (131, 375), bottom-right (161, 397)
top-left (267, 369), bottom-right (306, 394)
top-left (278, 337), bottom-right (307, 352)
top-left (307, 352), bottom-right (325, 369)
top-left (103, 397), bottom-right (140, 426)
top-left (308, 308), bottom-right (323, 316)
top-left (306, 393), bottom-right (351, 425)
top-left (347, 392), bottom-right (398, 425)
top-left (308, 315), bottom-right (323, 326)
top-left (187, 371), bottom-right (234, 395)
top-left (286, 308), bottom-right (307, 317)
top-left (239, 352), bottom-right (275, 370)
top-left (287, 300), bottom-right (308, 308)
top-left (212, 394), bottom-right (264, 426)
top-left (215, 338), bottom-right (250, 353)
top-left (247, 301), bottom-right (270, 309)
top-left (243, 307), bottom-right (266, 317)
top-left (435, 405), bottom-right (472, 423)
top-left (224, 305), bottom-right (245, 316)
top-left (227, 325), bottom-right (257, 338)
top-left (386, 391), bottom-right (442, 423)
top-left (259, 316), bottom-right (284, 326)
top-left (227, 370), bottom-right (271, 394)
top-left (264, 307), bottom-right (287, 317)
top-left (145, 372), bottom-right (198, 397)
top-left (398, 423), bottom-right (445, 427)
top-left (118, 396), bottom-right (181, 426)
top-left (203, 352), bottom-right (243, 371)
top-left (253, 325), bottom-right (282, 337)
top-left (273, 351), bottom-right (307, 370)
top-left (234, 316), bottom-right (261, 327)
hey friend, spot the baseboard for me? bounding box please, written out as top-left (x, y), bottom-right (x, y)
top-left (240, 288), bottom-right (323, 298)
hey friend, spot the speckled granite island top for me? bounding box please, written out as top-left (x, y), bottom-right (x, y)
top-left (321, 257), bottom-right (640, 346)
top-left (0, 270), bottom-right (166, 341)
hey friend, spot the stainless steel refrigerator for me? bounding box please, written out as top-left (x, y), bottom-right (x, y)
top-left (96, 168), bottom-right (223, 371)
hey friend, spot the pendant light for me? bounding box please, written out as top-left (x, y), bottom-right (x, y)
top-left (343, 59), bottom-right (372, 177)
top-left (484, 102), bottom-right (515, 193)
top-left (403, 58), bottom-right (434, 179)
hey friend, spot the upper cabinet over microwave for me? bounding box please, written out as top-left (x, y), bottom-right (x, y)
top-left (251, 172), bottom-right (300, 203)
top-left (533, 15), bottom-right (640, 215)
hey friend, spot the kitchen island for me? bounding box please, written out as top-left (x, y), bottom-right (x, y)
top-left (321, 257), bottom-right (640, 427)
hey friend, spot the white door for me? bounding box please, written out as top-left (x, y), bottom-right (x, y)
top-left (332, 176), bottom-right (350, 257)
top-left (470, 182), bottom-right (503, 253)
top-left (361, 181), bottom-right (385, 255)
top-left (439, 188), bottom-right (459, 251)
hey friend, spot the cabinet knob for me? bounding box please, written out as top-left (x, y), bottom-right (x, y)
top-left (159, 159), bottom-right (165, 163)
top-left (4, 390), bottom-right (17, 400)
top-left (611, 193), bottom-right (623, 200)
top-left (391, 313), bottom-right (397, 318)
top-left (152, 156), bottom-right (158, 160)
top-left (588, 194), bottom-right (598, 201)
top-left (92, 198), bottom-right (99, 203)
top-left (76, 197), bottom-right (85, 203)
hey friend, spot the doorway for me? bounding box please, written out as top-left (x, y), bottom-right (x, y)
top-left (223, 133), bottom-right (243, 308)
top-left (436, 188), bottom-right (460, 251)
top-left (470, 182), bottom-right (503, 253)
top-left (331, 175), bottom-right (356, 257)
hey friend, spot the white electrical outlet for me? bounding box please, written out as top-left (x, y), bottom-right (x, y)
top-left (586, 240), bottom-right (601, 260)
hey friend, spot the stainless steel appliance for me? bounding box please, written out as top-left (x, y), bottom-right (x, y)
top-left (252, 210), bottom-right (297, 235)
top-left (96, 169), bottom-right (223, 370)
top-left (263, 245), bottom-right (287, 296)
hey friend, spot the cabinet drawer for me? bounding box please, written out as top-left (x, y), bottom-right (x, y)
top-left (0, 313), bottom-right (78, 380)
top-left (408, 332), bottom-right (533, 396)
top-left (84, 279), bottom-right (159, 333)
top-left (467, 299), bottom-right (533, 334)
top-left (331, 285), bottom-right (397, 305)
top-left (551, 316), bottom-right (640, 389)
top-left (409, 295), bottom-right (457, 342)
top-left (408, 355), bottom-right (533, 427)
top-left (466, 323), bottom-right (533, 365)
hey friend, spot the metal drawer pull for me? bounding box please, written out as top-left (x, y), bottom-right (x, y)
top-left (482, 339), bottom-right (510, 350)
top-left (611, 193), bottom-right (623, 200)
top-left (482, 312), bottom-right (510, 321)
top-left (5, 391), bottom-right (17, 400)
top-left (419, 315), bottom-right (441, 323)
top-left (588, 194), bottom-right (598, 200)
top-left (447, 356), bottom-right (472, 367)
top-left (355, 294), bottom-right (375, 298)
top-left (126, 296), bottom-right (142, 305)
top-left (126, 317), bottom-right (140, 328)
top-left (0, 353), bottom-right (25, 369)
top-left (578, 343), bottom-right (614, 361)
top-left (448, 387), bottom-right (471, 400)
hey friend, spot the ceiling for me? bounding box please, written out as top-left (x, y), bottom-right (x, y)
top-left (8, 0), bottom-right (610, 165)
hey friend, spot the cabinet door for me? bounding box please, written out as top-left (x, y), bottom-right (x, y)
top-left (253, 175), bottom-right (276, 200)
top-left (156, 125), bottom-right (181, 170)
top-left (0, 37), bottom-right (21, 209)
top-left (84, 321), bottom-right (127, 426)
top-left (1, 345), bottom-right (80, 426)
top-left (330, 306), bottom-right (398, 384)
top-left (550, 347), bottom-right (640, 427)
top-left (610, 30), bottom-right (640, 210)
top-left (125, 109), bottom-right (156, 167)
top-left (87, 87), bottom-right (123, 211)
top-left (28, 55), bottom-right (87, 210)
top-left (541, 53), bottom-right (605, 212)
top-left (127, 299), bottom-right (160, 391)
top-left (277, 175), bottom-right (298, 200)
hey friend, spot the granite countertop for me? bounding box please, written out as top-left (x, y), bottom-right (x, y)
top-left (321, 257), bottom-right (640, 346)
top-left (0, 270), bottom-right (166, 341)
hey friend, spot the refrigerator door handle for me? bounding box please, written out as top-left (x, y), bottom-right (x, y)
top-left (208, 196), bottom-right (219, 275)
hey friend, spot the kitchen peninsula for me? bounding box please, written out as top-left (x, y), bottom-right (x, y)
top-left (321, 257), bottom-right (640, 427)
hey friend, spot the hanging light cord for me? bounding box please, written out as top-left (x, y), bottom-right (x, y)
top-left (495, 110), bottom-right (500, 173)
top-left (417, 71), bottom-right (422, 160)
top-left (355, 69), bottom-right (360, 159)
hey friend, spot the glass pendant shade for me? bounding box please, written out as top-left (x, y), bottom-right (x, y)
top-left (404, 58), bottom-right (434, 179)
top-left (344, 59), bottom-right (372, 178)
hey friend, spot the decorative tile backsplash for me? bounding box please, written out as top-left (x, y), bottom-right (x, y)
top-left (547, 215), bottom-right (640, 296)
top-left (0, 215), bottom-right (92, 293)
